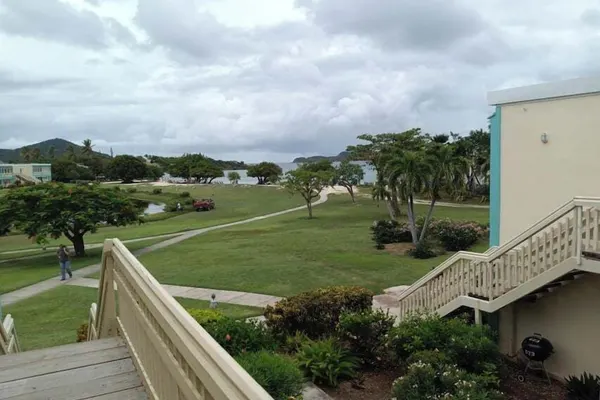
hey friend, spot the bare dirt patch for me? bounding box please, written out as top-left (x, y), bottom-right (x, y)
top-left (383, 242), bottom-right (413, 255)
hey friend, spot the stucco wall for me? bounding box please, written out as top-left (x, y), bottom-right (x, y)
top-left (498, 273), bottom-right (600, 378)
top-left (499, 94), bottom-right (600, 243)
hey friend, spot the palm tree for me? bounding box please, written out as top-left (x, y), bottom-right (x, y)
top-left (66, 145), bottom-right (77, 161)
top-left (81, 139), bottom-right (94, 157)
top-left (48, 145), bottom-right (56, 159)
top-left (20, 147), bottom-right (33, 162)
top-left (31, 148), bottom-right (41, 162)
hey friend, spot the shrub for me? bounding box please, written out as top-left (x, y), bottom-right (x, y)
top-left (566, 372), bottom-right (600, 400)
top-left (127, 187), bottom-right (137, 193)
top-left (407, 240), bottom-right (437, 259)
top-left (264, 286), bottom-right (373, 339)
top-left (388, 313), bottom-right (500, 374)
top-left (179, 191), bottom-right (190, 198)
top-left (113, 186), bottom-right (121, 191)
top-left (235, 351), bottom-right (304, 400)
top-left (391, 361), bottom-right (504, 400)
top-left (296, 338), bottom-right (359, 387)
top-left (434, 220), bottom-right (484, 251)
top-left (76, 323), bottom-right (88, 342)
top-left (370, 220), bottom-right (413, 247)
top-left (203, 318), bottom-right (276, 356)
top-left (152, 188), bottom-right (163, 194)
top-left (187, 308), bottom-right (224, 325)
top-left (406, 349), bottom-right (451, 369)
top-left (164, 201), bottom-right (180, 212)
top-left (281, 331), bottom-right (311, 354)
top-left (337, 309), bottom-right (395, 366)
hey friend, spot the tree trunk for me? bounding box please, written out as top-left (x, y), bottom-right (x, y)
top-left (406, 195), bottom-right (418, 245)
top-left (306, 200), bottom-right (313, 218)
top-left (385, 200), bottom-right (396, 220)
top-left (419, 198), bottom-right (437, 242)
top-left (349, 187), bottom-right (355, 203)
top-left (71, 234), bottom-right (85, 257)
top-left (390, 186), bottom-right (401, 217)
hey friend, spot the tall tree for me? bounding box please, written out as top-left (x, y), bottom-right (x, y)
top-left (81, 139), bottom-right (94, 157)
top-left (108, 155), bottom-right (148, 183)
top-left (334, 160), bottom-right (364, 203)
top-left (0, 183), bottom-right (142, 256)
top-left (283, 167), bottom-right (332, 218)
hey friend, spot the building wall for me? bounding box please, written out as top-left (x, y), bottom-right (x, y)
top-left (499, 94), bottom-right (600, 243)
top-left (0, 163), bottom-right (52, 186)
top-left (498, 273), bottom-right (600, 378)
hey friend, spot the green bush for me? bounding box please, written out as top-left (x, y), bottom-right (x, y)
top-left (337, 309), bottom-right (395, 366)
top-left (370, 220), bottom-right (413, 247)
top-left (296, 338), bottom-right (359, 387)
top-left (127, 187), bottom-right (137, 193)
top-left (281, 331), bottom-right (311, 354)
top-left (203, 318), bottom-right (276, 356)
top-left (388, 313), bottom-right (500, 374)
top-left (179, 191), bottom-right (190, 198)
top-left (407, 240), bottom-right (437, 259)
top-left (405, 349), bottom-right (450, 369)
top-left (566, 372), bottom-right (600, 400)
top-left (235, 351), bottom-right (304, 400)
top-left (113, 186), bottom-right (121, 191)
top-left (432, 219), bottom-right (484, 251)
top-left (152, 188), bottom-right (163, 194)
top-left (391, 361), bottom-right (504, 400)
top-left (264, 286), bottom-right (373, 339)
top-left (187, 308), bottom-right (224, 325)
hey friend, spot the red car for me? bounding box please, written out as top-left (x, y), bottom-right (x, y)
top-left (193, 199), bottom-right (215, 212)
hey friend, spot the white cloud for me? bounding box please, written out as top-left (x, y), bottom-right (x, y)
top-left (1, 0), bottom-right (600, 161)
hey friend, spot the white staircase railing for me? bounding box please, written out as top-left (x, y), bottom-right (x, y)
top-left (398, 197), bottom-right (600, 319)
top-left (0, 314), bottom-right (21, 355)
top-left (88, 239), bottom-right (273, 400)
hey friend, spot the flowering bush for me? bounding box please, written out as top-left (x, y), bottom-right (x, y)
top-left (186, 308), bottom-right (224, 325)
top-left (370, 220), bottom-right (414, 247)
top-left (428, 219), bottom-right (488, 251)
top-left (391, 361), bottom-right (504, 400)
top-left (203, 318), bottom-right (276, 356)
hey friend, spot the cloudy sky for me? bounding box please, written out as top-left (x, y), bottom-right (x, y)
top-left (0, 0), bottom-right (598, 162)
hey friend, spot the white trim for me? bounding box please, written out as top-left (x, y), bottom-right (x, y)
top-left (487, 76), bottom-right (600, 105)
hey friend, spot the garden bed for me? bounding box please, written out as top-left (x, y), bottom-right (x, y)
top-left (323, 369), bottom-right (402, 400)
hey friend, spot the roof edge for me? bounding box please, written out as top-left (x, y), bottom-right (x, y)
top-left (487, 76), bottom-right (600, 106)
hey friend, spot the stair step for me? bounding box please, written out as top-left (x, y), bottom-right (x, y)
top-left (582, 251), bottom-right (600, 261)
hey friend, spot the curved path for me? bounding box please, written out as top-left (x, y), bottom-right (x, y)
top-left (0, 191), bottom-right (330, 306)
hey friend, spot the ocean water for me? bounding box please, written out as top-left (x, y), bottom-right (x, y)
top-left (212, 161), bottom-right (377, 185)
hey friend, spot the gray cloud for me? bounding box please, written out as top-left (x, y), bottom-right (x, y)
top-left (0, 0), bottom-right (136, 49)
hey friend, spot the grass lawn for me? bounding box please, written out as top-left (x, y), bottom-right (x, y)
top-left (0, 238), bottom-right (167, 294)
top-left (139, 194), bottom-right (490, 297)
top-left (0, 184), bottom-right (303, 253)
top-left (4, 286), bottom-right (263, 351)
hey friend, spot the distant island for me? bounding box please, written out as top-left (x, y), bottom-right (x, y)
top-left (292, 151), bottom-right (350, 163)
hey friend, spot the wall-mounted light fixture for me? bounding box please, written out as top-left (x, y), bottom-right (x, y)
top-left (540, 132), bottom-right (549, 144)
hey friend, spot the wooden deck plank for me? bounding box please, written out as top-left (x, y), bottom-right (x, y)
top-left (0, 358), bottom-right (135, 399)
top-left (87, 386), bottom-right (148, 400)
top-left (7, 371), bottom-right (143, 400)
top-left (0, 338), bottom-right (124, 370)
top-left (0, 345), bottom-right (130, 384)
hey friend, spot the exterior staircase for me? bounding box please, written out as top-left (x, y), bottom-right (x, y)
top-left (14, 173), bottom-right (39, 184)
top-left (397, 196), bottom-right (600, 322)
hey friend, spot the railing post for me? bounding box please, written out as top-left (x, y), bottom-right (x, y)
top-left (474, 305), bottom-right (482, 325)
top-left (96, 240), bottom-right (118, 338)
top-left (576, 206), bottom-right (583, 265)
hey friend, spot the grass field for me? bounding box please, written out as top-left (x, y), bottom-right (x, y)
top-left (0, 184), bottom-right (303, 253)
top-left (4, 286), bottom-right (263, 351)
top-left (138, 194), bottom-right (489, 297)
top-left (0, 237), bottom-right (167, 294)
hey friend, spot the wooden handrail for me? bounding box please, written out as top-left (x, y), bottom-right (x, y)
top-left (0, 314), bottom-right (21, 355)
top-left (90, 238), bottom-right (273, 400)
top-left (397, 196), bottom-right (600, 317)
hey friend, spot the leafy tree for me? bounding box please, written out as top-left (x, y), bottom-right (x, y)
top-left (108, 155), bottom-right (147, 183)
top-left (48, 145), bottom-right (56, 160)
top-left (247, 162), bottom-right (282, 185)
top-left (145, 164), bottom-right (164, 181)
top-left (283, 167), bottom-right (332, 218)
top-left (301, 160), bottom-right (335, 174)
top-left (51, 160), bottom-right (95, 183)
top-left (0, 183), bottom-right (142, 256)
top-left (228, 171), bottom-right (241, 184)
top-left (20, 147), bottom-right (33, 162)
top-left (83, 157), bottom-right (107, 180)
top-left (66, 145), bottom-right (78, 161)
top-left (190, 160), bottom-right (224, 183)
top-left (31, 148), bottom-right (41, 162)
top-left (334, 160), bottom-right (364, 203)
top-left (81, 139), bottom-right (94, 157)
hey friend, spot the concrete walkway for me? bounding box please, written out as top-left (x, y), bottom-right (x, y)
top-left (0, 192), bottom-right (329, 306)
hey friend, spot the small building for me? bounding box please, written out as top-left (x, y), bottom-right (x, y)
top-left (0, 163), bottom-right (52, 187)
top-left (487, 77), bottom-right (600, 379)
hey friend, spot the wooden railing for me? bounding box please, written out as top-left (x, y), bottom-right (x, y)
top-left (398, 197), bottom-right (600, 319)
top-left (0, 314), bottom-right (21, 355)
top-left (88, 239), bottom-right (273, 400)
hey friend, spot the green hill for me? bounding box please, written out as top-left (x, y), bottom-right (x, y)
top-left (0, 138), bottom-right (109, 163)
top-left (292, 151), bottom-right (350, 163)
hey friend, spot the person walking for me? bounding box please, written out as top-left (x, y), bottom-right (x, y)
top-left (57, 244), bottom-right (73, 281)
